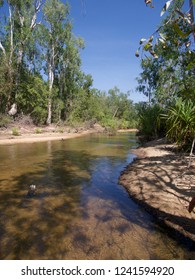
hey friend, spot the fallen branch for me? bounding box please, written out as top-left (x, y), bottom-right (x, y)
top-left (188, 132), bottom-right (195, 167)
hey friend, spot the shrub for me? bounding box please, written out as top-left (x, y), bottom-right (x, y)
top-left (118, 119), bottom-right (138, 129)
top-left (0, 114), bottom-right (12, 128)
top-left (137, 103), bottom-right (166, 140)
top-left (162, 98), bottom-right (195, 147)
top-left (35, 128), bottom-right (42, 134)
top-left (100, 118), bottom-right (119, 130)
top-left (31, 106), bottom-right (47, 125)
top-left (12, 127), bottom-right (20, 136)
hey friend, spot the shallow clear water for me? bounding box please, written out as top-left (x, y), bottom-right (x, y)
top-left (0, 132), bottom-right (194, 259)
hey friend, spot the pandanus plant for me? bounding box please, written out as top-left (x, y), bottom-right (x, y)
top-left (162, 98), bottom-right (195, 149)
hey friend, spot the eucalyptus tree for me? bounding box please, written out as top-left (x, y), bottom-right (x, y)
top-left (0, 0), bottom-right (43, 112)
top-left (136, 58), bottom-right (160, 104)
top-left (56, 22), bottom-right (85, 121)
top-left (136, 0), bottom-right (195, 103)
top-left (0, 0), bottom-right (16, 110)
top-left (13, 0), bottom-right (43, 73)
top-left (137, 20), bottom-right (195, 104)
top-left (39, 0), bottom-right (70, 125)
top-left (138, 0), bottom-right (195, 58)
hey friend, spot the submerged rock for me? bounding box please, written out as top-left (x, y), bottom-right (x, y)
top-left (27, 184), bottom-right (36, 197)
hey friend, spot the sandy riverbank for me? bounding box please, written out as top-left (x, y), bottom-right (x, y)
top-left (0, 123), bottom-right (107, 145)
top-left (0, 129), bottom-right (97, 145)
top-left (119, 138), bottom-right (195, 243)
top-left (0, 125), bottom-right (138, 145)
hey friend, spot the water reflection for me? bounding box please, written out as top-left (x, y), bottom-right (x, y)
top-left (0, 133), bottom-right (194, 259)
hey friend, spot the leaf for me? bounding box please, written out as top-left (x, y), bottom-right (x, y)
top-left (159, 38), bottom-right (165, 44)
top-left (135, 50), bottom-right (139, 57)
top-left (148, 35), bottom-right (154, 43)
top-left (173, 23), bottom-right (191, 38)
top-left (185, 14), bottom-right (192, 24)
top-left (185, 60), bottom-right (193, 71)
top-left (145, 0), bottom-right (152, 5)
top-left (159, 32), bottom-right (166, 41)
top-left (185, 41), bottom-right (191, 48)
top-left (140, 38), bottom-right (147, 45)
top-left (149, 49), bottom-right (158, 58)
top-left (143, 42), bottom-right (152, 51)
top-left (160, 0), bottom-right (173, 17)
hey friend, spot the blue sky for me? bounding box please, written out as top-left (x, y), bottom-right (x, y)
top-left (67, 0), bottom-right (165, 102)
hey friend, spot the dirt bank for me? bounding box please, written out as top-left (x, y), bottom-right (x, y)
top-left (0, 120), bottom-right (138, 145)
top-left (119, 138), bottom-right (195, 243)
top-left (0, 123), bottom-right (106, 145)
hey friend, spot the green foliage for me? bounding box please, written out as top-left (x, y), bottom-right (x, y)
top-left (15, 75), bottom-right (49, 124)
top-left (140, 0), bottom-right (195, 58)
top-left (162, 98), bottom-right (195, 147)
top-left (66, 87), bottom-right (138, 130)
top-left (0, 1), bottom-right (138, 129)
top-left (0, 59), bottom-right (15, 113)
top-left (119, 119), bottom-right (138, 129)
top-left (16, 75), bottom-right (48, 114)
top-left (12, 127), bottom-right (20, 136)
top-left (137, 19), bottom-right (195, 106)
top-left (31, 106), bottom-right (48, 125)
top-left (137, 103), bottom-right (166, 140)
top-left (35, 128), bottom-right (42, 134)
top-left (100, 118), bottom-right (119, 130)
top-left (136, 0), bottom-right (195, 146)
top-left (0, 114), bottom-right (12, 127)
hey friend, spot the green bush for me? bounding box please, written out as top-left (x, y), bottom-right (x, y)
top-left (100, 118), bottom-right (119, 130)
top-left (12, 127), bottom-right (20, 136)
top-left (35, 128), bottom-right (42, 134)
top-left (31, 106), bottom-right (47, 125)
top-left (137, 103), bottom-right (166, 140)
top-left (118, 120), bottom-right (130, 129)
top-left (118, 119), bottom-right (138, 129)
top-left (0, 114), bottom-right (12, 128)
top-left (16, 76), bottom-right (48, 116)
top-left (162, 98), bottom-right (195, 147)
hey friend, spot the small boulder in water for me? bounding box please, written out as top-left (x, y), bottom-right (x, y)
top-left (27, 185), bottom-right (36, 197)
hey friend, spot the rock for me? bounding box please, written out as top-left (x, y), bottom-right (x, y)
top-left (8, 103), bottom-right (17, 116)
top-left (27, 185), bottom-right (36, 197)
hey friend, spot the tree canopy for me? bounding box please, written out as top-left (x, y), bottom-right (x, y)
top-left (136, 0), bottom-right (195, 148)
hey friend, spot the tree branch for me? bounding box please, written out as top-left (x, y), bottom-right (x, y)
top-left (188, 132), bottom-right (195, 167)
top-left (0, 41), bottom-right (6, 57)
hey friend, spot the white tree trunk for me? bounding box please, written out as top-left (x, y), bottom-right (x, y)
top-left (0, 42), bottom-right (6, 58)
top-left (7, 1), bottom-right (14, 67)
top-left (46, 57), bottom-right (54, 125)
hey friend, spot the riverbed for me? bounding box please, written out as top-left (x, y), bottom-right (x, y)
top-left (0, 132), bottom-right (193, 259)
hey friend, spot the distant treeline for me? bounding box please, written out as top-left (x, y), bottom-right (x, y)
top-left (0, 0), bottom-right (138, 129)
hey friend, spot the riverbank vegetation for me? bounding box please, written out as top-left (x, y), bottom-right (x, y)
top-left (136, 0), bottom-right (195, 151)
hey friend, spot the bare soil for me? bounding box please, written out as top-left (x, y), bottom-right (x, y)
top-left (119, 138), bottom-right (195, 242)
top-left (0, 117), bottom-right (106, 145)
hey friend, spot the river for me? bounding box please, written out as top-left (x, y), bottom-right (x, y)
top-left (0, 132), bottom-right (193, 259)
